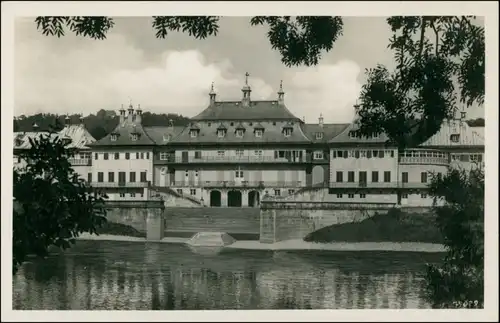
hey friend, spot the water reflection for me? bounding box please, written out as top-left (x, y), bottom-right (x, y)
top-left (12, 240), bottom-right (443, 310)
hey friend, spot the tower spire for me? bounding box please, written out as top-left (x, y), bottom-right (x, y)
top-left (241, 72), bottom-right (251, 107)
top-left (209, 81), bottom-right (216, 105)
top-left (277, 80), bottom-right (285, 104)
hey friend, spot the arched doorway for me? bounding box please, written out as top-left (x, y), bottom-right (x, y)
top-left (210, 190), bottom-right (221, 207)
top-left (227, 190), bottom-right (242, 207)
top-left (248, 190), bottom-right (260, 207)
top-left (312, 165), bottom-right (325, 186)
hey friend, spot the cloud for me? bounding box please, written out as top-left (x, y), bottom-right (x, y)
top-left (15, 30), bottom-right (361, 124)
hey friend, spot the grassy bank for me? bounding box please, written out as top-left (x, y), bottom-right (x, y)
top-left (95, 221), bottom-right (145, 238)
top-left (304, 209), bottom-right (444, 244)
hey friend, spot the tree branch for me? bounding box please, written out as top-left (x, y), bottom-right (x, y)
top-left (417, 17), bottom-right (427, 60)
top-left (430, 20), bottom-right (439, 56)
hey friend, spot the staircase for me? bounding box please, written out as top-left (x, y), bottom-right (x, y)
top-left (164, 207), bottom-right (260, 238)
top-left (150, 186), bottom-right (203, 206)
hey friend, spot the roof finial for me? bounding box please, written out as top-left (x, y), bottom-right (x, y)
top-left (279, 80), bottom-right (283, 91)
top-left (211, 82), bottom-right (214, 92)
top-left (129, 97), bottom-right (133, 108)
top-left (245, 72), bottom-right (250, 85)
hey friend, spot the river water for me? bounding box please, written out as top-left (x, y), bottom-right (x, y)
top-left (12, 240), bottom-right (444, 310)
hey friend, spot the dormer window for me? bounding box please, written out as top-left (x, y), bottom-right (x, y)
top-left (110, 134), bottom-right (118, 142)
top-left (315, 132), bottom-right (324, 140)
top-left (349, 131), bottom-right (357, 139)
top-left (372, 133), bottom-right (380, 139)
top-left (236, 129), bottom-right (244, 137)
top-left (450, 134), bottom-right (460, 142)
top-left (131, 133), bottom-right (138, 141)
top-left (190, 130), bottom-right (198, 138)
top-left (217, 129), bottom-right (226, 138)
top-left (282, 125), bottom-right (293, 137)
top-left (163, 134), bottom-right (171, 142)
top-left (255, 129), bottom-right (263, 138)
top-left (15, 138), bottom-right (23, 147)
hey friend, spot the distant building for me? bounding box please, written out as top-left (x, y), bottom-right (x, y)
top-left (13, 117), bottom-right (95, 179)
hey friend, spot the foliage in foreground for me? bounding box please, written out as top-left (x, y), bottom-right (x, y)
top-left (426, 166), bottom-right (484, 308)
top-left (13, 129), bottom-right (108, 274)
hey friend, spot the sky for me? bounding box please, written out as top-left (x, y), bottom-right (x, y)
top-left (14, 16), bottom-right (485, 124)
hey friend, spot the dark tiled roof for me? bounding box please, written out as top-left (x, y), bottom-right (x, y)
top-left (90, 116), bottom-right (156, 147)
top-left (191, 100), bottom-right (300, 121)
top-left (301, 123), bottom-right (351, 143)
top-left (328, 122), bottom-right (390, 144)
top-left (143, 126), bottom-right (185, 145)
top-left (169, 120), bottom-right (312, 145)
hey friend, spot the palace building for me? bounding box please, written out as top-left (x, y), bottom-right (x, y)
top-left (87, 74), bottom-right (484, 207)
top-left (15, 74), bottom-right (484, 208)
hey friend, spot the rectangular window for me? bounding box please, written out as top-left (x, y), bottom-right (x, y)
top-left (87, 173), bottom-right (92, 183)
top-left (274, 189), bottom-right (281, 196)
top-left (194, 151), bottom-right (202, 159)
top-left (130, 193), bottom-right (136, 198)
top-left (336, 171), bottom-right (343, 182)
top-left (359, 171), bottom-right (367, 183)
top-left (371, 171), bottom-right (379, 183)
top-left (190, 189), bottom-right (197, 196)
top-left (255, 130), bottom-right (263, 137)
top-left (146, 152), bottom-right (149, 159)
top-left (315, 132), bottom-right (323, 140)
top-left (283, 129), bottom-right (292, 137)
top-left (348, 193), bottom-right (354, 198)
top-left (217, 150), bottom-right (225, 157)
top-left (94, 153), bottom-right (98, 160)
top-left (236, 129), bottom-right (244, 137)
top-left (421, 172), bottom-right (428, 183)
top-left (129, 172), bottom-right (136, 182)
top-left (176, 189), bottom-right (183, 195)
top-left (108, 172), bottom-right (114, 182)
top-left (140, 171), bottom-right (147, 182)
top-left (236, 149), bottom-right (244, 157)
top-left (160, 152), bottom-right (168, 160)
top-left (136, 152), bottom-right (140, 159)
top-left (217, 130), bottom-right (225, 138)
top-left (125, 152), bottom-right (130, 160)
top-left (103, 153), bottom-right (109, 160)
top-left (288, 189), bottom-right (295, 195)
top-left (384, 171), bottom-right (391, 183)
top-left (402, 193), bottom-right (408, 199)
top-left (402, 172), bottom-right (409, 183)
top-left (313, 151), bottom-right (324, 160)
top-left (336, 194), bottom-right (343, 198)
top-left (421, 193), bottom-right (427, 199)
top-left (254, 150), bottom-right (263, 157)
top-left (114, 152), bottom-right (119, 160)
top-left (347, 171), bottom-right (355, 183)
top-left (97, 172), bottom-right (104, 183)
top-left (119, 193), bottom-right (125, 198)
top-left (360, 194), bottom-right (366, 198)
top-left (118, 172), bottom-right (126, 183)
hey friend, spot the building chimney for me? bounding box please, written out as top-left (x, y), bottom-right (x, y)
top-left (319, 113), bottom-right (324, 127)
top-left (209, 82), bottom-right (216, 105)
top-left (127, 103), bottom-right (134, 122)
top-left (168, 119), bottom-right (174, 128)
top-left (32, 122), bottom-right (39, 131)
top-left (241, 72), bottom-right (251, 108)
top-left (135, 104), bottom-right (142, 124)
top-left (64, 115), bottom-right (71, 126)
top-left (277, 80), bottom-right (285, 105)
top-left (79, 115), bottom-right (85, 125)
top-left (119, 104), bottom-right (126, 124)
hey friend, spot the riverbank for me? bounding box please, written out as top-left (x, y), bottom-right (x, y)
top-left (304, 209), bottom-right (444, 244)
top-left (76, 233), bottom-right (446, 253)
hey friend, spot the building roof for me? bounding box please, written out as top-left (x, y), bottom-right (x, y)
top-left (90, 109), bottom-right (156, 147)
top-left (328, 121), bottom-right (391, 144)
top-left (58, 124), bottom-right (96, 149)
top-left (301, 123), bottom-right (350, 143)
top-left (191, 100), bottom-right (300, 121)
top-left (143, 126), bottom-right (185, 145)
top-left (13, 131), bottom-right (53, 149)
top-left (420, 120), bottom-right (484, 147)
top-left (168, 120), bottom-right (312, 145)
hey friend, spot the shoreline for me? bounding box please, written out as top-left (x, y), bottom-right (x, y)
top-left (77, 233), bottom-right (446, 253)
